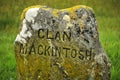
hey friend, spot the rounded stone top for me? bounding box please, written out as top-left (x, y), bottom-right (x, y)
top-left (20, 5), bottom-right (93, 21)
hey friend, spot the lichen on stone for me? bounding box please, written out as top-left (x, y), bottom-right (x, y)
top-left (14, 5), bottom-right (111, 80)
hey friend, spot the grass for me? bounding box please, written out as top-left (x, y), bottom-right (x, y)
top-left (0, 0), bottom-right (120, 80)
top-left (98, 16), bottom-right (120, 80)
top-left (0, 31), bottom-right (17, 79)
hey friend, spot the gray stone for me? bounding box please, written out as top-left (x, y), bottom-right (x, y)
top-left (14, 5), bottom-right (111, 80)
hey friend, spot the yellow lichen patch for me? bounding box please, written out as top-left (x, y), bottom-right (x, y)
top-left (52, 9), bottom-right (59, 17)
top-left (60, 5), bottom-right (92, 13)
top-left (20, 5), bottom-right (42, 21)
top-left (41, 7), bottom-right (51, 11)
top-left (65, 63), bottom-right (72, 69)
top-left (69, 14), bottom-right (78, 20)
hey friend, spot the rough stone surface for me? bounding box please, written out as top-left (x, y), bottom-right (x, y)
top-left (14, 5), bottom-right (111, 80)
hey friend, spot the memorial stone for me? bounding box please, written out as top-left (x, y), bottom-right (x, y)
top-left (14, 5), bottom-right (111, 80)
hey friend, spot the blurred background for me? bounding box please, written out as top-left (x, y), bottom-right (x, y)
top-left (0, 0), bottom-right (120, 80)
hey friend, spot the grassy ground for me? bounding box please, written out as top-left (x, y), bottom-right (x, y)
top-left (0, 0), bottom-right (120, 80)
